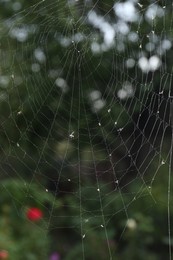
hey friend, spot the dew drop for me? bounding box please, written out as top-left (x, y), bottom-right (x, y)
top-left (137, 3), bottom-right (143, 8)
top-left (69, 131), bottom-right (74, 138)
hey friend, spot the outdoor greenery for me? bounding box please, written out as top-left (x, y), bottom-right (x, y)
top-left (0, 0), bottom-right (173, 259)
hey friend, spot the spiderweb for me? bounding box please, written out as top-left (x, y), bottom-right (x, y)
top-left (0, 0), bottom-right (173, 259)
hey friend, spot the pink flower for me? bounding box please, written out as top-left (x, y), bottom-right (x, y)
top-left (49, 252), bottom-right (60, 260)
top-left (26, 207), bottom-right (43, 221)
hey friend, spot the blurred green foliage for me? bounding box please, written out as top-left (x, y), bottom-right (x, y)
top-left (0, 179), bottom-right (58, 259)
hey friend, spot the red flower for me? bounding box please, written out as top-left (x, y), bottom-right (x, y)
top-left (0, 250), bottom-right (8, 259)
top-left (26, 207), bottom-right (43, 221)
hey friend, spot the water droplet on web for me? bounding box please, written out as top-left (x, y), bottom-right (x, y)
top-left (46, 189), bottom-right (48, 192)
top-left (114, 122), bottom-right (117, 125)
top-left (17, 143), bottom-right (20, 147)
top-left (69, 131), bottom-right (74, 138)
top-left (108, 108), bottom-right (111, 113)
top-left (100, 224), bottom-right (104, 228)
top-left (97, 188), bottom-right (100, 192)
top-left (137, 3), bottom-right (143, 8)
top-left (17, 111), bottom-right (22, 115)
top-left (82, 234), bottom-right (85, 239)
top-left (68, 179), bottom-right (71, 182)
top-left (98, 122), bottom-right (101, 126)
top-left (109, 154), bottom-right (112, 157)
top-left (161, 160), bottom-right (165, 165)
top-left (115, 180), bottom-right (119, 184)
